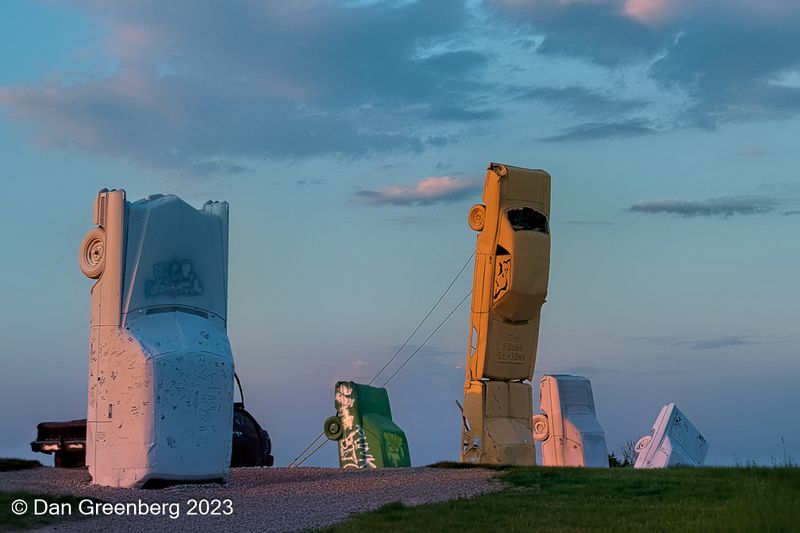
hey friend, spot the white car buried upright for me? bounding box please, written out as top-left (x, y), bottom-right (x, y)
top-left (79, 189), bottom-right (234, 488)
top-left (533, 374), bottom-right (609, 468)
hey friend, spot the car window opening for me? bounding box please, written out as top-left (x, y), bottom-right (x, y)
top-left (507, 207), bottom-right (549, 233)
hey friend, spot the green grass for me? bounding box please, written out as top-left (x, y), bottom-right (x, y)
top-left (0, 459), bottom-right (41, 473)
top-left (0, 458), bottom-right (96, 530)
top-left (0, 491), bottom-right (95, 530)
top-left (319, 467), bottom-right (800, 532)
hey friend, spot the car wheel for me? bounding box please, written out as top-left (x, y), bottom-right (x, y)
top-left (532, 414), bottom-right (549, 441)
top-left (79, 228), bottom-right (106, 279)
top-left (468, 204), bottom-right (486, 231)
top-left (635, 436), bottom-right (652, 453)
top-left (323, 415), bottom-right (344, 441)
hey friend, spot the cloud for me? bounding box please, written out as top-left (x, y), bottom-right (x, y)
top-left (783, 210), bottom-right (800, 216)
top-left (510, 85), bottom-right (649, 118)
top-left (648, 10), bottom-right (800, 128)
top-left (628, 196), bottom-right (780, 217)
top-left (736, 146), bottom-right (768, 158)
top-left (382, 215), bottom-right (438, 225)
top-left (296, 178), bottom-right (325, 186)
top-left (534, 363), bottom-right (686, 378)
top-left (541, 364), bottom-right (625, 377)
top-left (504, 84), bottom-right (659, 142)
top-left (425, 105), bottom-right (498, 122)
top-left (630, 335), bottom-right (760, 350)
top-left (353, 176), bottom-right (480, 206)
top-left (542, 118), bottom-right (659, 142)
top-left (488, 0), bottom-right (666, 66)
top-left (0, 0), bottom-right (490, 174)
top-left (622, 0), bottom-right (675, 26)
top-left (559, 220), bottom-right (614, 226)
top-left (4, 0), bottom-right (799, 163)
top-left (488, 0), bottom-right (800, 129)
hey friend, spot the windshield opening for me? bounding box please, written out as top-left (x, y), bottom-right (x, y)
top-left (506, 207), bottom-right (549, 233)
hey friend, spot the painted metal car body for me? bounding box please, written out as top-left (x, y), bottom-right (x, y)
top-left (460, 163), bottom-right (551, 465)
top-left (79, 190), bottom-right (234, 487)
top-left (634, 403), bottom-right (709, 468)
top-left (533, 374), bottom-right (609, 467)
top-left (324, 381), bottom-right (410, 468)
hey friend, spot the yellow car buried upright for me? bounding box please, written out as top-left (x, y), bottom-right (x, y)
top-left (460, 163), bottom-right (551, 466)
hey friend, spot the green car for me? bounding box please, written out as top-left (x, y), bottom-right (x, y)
top-left (323, 381), bottom-right (410, 468)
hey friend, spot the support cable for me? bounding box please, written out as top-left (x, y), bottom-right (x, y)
top-left (292, 437), bottom-right (330, 468)
top-left (368, 252), bottom-right (474, 385)
top-left (288, 252), bottom-right (474, 467)
top-left (380, 290), bottom-right (471, 388)
top-left (287, 432), bottom-right (325, 468)
top-left (289, 290), bottom-right (471, 467)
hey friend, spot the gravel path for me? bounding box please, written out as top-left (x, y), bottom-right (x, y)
top-left (1, 466), bottom-right (501, 532)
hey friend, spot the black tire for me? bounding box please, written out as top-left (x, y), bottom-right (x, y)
top-left (323, 415), bottom-right (344, 441)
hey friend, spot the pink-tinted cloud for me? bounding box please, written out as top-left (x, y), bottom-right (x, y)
top-left (500, 0), bottom-right (795, 27)
top-left (621, 0), bottom-right (800, 26)
top-left (353, 176), bottom-right (480, 207)
top-left (622, 0), bottom-right (675, 25)
top-left (0, 0), bottom-right (488, 174)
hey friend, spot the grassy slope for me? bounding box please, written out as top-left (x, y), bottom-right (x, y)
top-left (321, 467), bottom-right (800, 532)
top-left (0, 491), bottom-right (92, 530)
top-left (0, 460), bottom-right (41, 473)
top-left (0, 458), bottom-right (92, 530)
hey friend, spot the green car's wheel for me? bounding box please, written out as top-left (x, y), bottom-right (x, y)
top-left (324, 415), bottom-right (344, 441)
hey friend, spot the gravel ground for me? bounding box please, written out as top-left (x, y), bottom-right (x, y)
top-left (1, 466), bottom-right (501, 532)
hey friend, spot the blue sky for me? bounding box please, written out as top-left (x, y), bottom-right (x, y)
top-left (1, 0), bottom-right (799, 467)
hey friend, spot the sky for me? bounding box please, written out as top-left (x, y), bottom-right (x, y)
top-left (1, 0), bottom-right (799, 468)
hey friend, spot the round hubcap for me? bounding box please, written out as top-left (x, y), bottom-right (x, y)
top-left (86, 239), bottom-right (104, 265)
